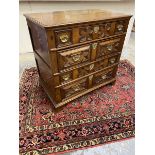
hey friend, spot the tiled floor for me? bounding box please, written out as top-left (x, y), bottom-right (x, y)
top-left (19, 32), bottom-right (135, 155)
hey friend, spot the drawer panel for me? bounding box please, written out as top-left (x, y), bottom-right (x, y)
top-left (78, 54), bottom-right (120, 78)
top-left (58, 45), bottom-right (91, 71)
top-left (53, 19), bottom-right (129, 48)
top-left (108, 55), bottom-right (120, 66)
top-left (92, 67), bottom-right (116, 86)
top-left (96, 38), bottom-right (122, 58)
top-left (78, 59), bottom-right (108, 78)
top-left (114, 20), bottom-right (129, 35)
top-left (79, 22), bottom-right (114, 42)
top-left (79, 20), bottom-right (128, 43)
top-left (61, 78), bottom-right (87, 99)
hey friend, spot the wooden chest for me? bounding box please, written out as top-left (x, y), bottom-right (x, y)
top-left (24, 10), bottom-right (131, 108)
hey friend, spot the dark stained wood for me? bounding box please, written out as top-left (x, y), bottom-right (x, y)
top-left (25, 9), bottom-right (132, 108)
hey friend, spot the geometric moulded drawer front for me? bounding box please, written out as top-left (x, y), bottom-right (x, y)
top-left (79, 22), bottom-right (114, 42)
top-left (60, 78), bottom-right (87, 99)
top-left (96, 38), bottom-right (122, 58)
top-left (57, 45), bottom-right (91, 71)
top-left (92, 67), bottom-right (115, 86)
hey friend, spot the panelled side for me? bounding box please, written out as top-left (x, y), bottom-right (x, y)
top-left (26, 19), bottom-right (50, 66)
top-left (26, 19), bottom-right (58, 105)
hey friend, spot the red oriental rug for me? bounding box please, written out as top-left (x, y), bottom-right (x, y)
top-left (19, 60), bottom-right (135, 155)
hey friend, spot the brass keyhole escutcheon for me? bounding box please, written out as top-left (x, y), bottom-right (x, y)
top-left (62, 74), bottom-right (70, 81)
top-left (59, 34), bottom-right (69, 43)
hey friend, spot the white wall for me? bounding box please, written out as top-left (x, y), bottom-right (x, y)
top-left (19, 1), bottom-right (135, 53)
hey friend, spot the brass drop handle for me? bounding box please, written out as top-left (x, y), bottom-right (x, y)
top-left (94, 26), bottom-right (99, 33)
top-left (102, 75), bottom-right (107, 80)
top-left (72, 54), bottom-right (81, 62)
top-left (107, 45), bottom-right (113, 51)
top-left (72, 85), bottom-right (81, 92)
top-left (110, 58), bottom-right (116, 64)
top-left (62, 74), bottom-right (70, 81)
top-left (59, 34), bottom-right (69, 43)
top-left (117, 24), bottom-right (123, 31)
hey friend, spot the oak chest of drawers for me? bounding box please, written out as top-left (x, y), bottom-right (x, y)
top-left (24, 9), bottom-right (132, 108)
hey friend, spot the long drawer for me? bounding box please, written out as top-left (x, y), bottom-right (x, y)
top-left (56, 36), bottom-right (124, 72)
top-left (53, 19), bottom-right (129, 48)
top-left (58, 65), bottom-right (117, 100)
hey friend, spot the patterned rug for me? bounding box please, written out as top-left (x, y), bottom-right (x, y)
top-left (19, 60), bottom-right (135, 155)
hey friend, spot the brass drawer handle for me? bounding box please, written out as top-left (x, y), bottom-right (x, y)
top-left (107, 45), bottom-right (113, 51)
top-left (89, 64), bottom-right (94, 70)
top-left (72, 85), bottom-right (81, 92)
top-left (94, 26), bottom-right (99, 33)
top-left (72, 54), bottom-right (81, 62)
top-left (110, 58), bottom-right (116, 64)
top-left (59, 34), bottom-right (69, 43)
top-left (62, 74), bottom-right (70, 81)
top-left (102, 75), bottom-right (107, 80)
top-left (117, 24), bottom-right (123, 31)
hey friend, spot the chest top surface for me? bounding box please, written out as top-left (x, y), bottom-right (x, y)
top-left (24, 9), bottom-right (131, 28)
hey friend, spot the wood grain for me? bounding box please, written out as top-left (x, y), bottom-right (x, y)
top-left (25, 9), bottom-right (131, 108)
